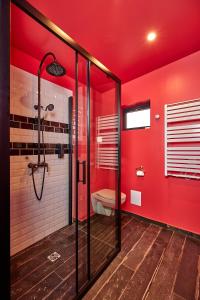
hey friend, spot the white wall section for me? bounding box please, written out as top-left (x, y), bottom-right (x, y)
top-left (10, 66), bottom-right (72, 255)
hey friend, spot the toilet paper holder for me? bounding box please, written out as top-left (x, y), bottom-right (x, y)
top-left (136, 166), bottom-right (145, 177)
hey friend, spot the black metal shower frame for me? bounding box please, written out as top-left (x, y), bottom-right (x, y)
top-left (1, 0), bottom-right (121, 298)
top-left (0, 1), bottom-right (10, 298)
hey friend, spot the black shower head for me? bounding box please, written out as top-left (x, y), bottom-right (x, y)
top-left (45, 104), bottom-right (54, 111)
top-left (46, 61), bottom-right (66, 77)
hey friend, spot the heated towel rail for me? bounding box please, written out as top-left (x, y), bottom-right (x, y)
top-left (164, 98), bottom-right (200, 179)
top-left (96, 114), bottom-right (118, 170)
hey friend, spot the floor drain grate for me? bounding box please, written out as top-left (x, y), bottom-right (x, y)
top-left (47, 252), bottom-right (61, 262)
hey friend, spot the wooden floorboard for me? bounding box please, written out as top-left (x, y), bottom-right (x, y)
top-left (144, 232), bottom-right (185, 300)
top-left (46, 269), bottom-right (76, 300)
top-left (119, 218), bottom-right (149, 259)
top-left (83, 257), bottom-right (122, 300)
top-left (10, 213), bottom-right (200, 300)
top-left (93, 264), bottom-right (134, 300)
top-left (18, 272), bottom-right (62, 300)
top-left (120, 228), bottom-right (173, 300)
top-left (123, 224), bottom-right (161, 271)
top-left (172, 293), bottom-right (186, 300)
top-left (11, 255), bottom-right (65, 299)
top-left (173, 236), bottom-right (200, 300)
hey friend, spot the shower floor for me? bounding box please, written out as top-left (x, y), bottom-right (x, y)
top-left (10, 213), bottom-right (118, 300)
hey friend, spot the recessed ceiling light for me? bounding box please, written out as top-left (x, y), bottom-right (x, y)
top-left (147, 31), bottom-right (157, 42)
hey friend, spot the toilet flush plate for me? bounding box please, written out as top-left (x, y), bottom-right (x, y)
top-left (131, 190), bottom-right (141, 206)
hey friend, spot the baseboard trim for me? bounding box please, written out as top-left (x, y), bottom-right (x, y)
top-left (122, 210), bottom-right (200, 240)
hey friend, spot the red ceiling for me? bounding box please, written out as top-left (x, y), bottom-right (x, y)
top-left (12, 0), bottom-right (200, 84)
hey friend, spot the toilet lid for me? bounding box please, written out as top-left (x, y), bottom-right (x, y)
top-left (93, 189), bottom-right (126, 208)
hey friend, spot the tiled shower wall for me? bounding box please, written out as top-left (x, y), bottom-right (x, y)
top-left (10, 65), bottom-right (72, 256)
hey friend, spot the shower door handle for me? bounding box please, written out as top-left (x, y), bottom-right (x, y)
top-left (77, 160), bottom-right (86, 184)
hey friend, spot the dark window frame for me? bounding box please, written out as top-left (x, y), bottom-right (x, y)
top-left (123, 99), bottom-right (150, 130)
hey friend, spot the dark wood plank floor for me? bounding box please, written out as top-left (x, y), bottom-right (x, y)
top-left (10, 214), bottom-right (117, 300)
top-left (83, 214), bottom-right (200, 300)
top-left (11, 213), bottom-right (200, 300)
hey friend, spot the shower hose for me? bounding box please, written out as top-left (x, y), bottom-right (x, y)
top-left (31, 122), bottom-right (46, 200)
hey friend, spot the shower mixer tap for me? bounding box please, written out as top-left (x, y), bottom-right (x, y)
top-left (34, 104), bottom-right (54, 111)
top-left (28, 162), bottom-right (49, 174)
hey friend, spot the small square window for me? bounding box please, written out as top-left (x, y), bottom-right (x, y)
top-left (123, 100), bottom-right (150, 130)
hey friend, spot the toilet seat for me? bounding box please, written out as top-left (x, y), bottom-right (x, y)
top-left (92, 189), bottom-right (126, 210)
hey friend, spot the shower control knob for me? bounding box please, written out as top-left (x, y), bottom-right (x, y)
top-left (28, 162), bottom-right (37, 169)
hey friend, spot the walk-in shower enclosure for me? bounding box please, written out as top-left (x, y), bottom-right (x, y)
top-left (0, 0), bottom-right (121, 298)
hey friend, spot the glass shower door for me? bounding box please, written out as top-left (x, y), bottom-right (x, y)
top-left (75, 53), bottom-right (90, 293)
top-left (89, 64), bottom-right (120, 277)
top-left (75, 53), bottom-right (121, 296)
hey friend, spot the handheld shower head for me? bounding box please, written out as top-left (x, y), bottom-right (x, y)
top-left (34, 104), bottom-right (54, 111)
top-left (45, 104), bottom-right (54, 111)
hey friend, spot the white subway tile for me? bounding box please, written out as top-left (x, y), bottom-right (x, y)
top-left (10, 66), bottom-right (72, 255)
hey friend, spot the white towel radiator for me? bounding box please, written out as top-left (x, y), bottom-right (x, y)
top-left (164, 98), bottom-right (200, 179)
top-left (96, 114), bottom-right (118, 170)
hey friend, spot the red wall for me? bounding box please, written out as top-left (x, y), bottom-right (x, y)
top-left (121, 51), bottom-right (200, 235)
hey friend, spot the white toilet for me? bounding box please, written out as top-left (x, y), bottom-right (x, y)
top-left (91, 189), bottom-right (126, 216)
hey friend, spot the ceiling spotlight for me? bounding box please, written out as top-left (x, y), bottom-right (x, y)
top-left (147, 31), bottom-right (157, 42)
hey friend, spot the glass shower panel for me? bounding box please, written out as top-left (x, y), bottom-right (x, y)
top-left (10, 4), bottom-right (77, 299)
top-left (89, 64), bottom-right (120, 277)
top-left (76, 54), bottom-right (89, 292)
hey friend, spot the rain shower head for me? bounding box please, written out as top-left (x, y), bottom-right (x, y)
top-left (46, 61), bottom-right (66, 77)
